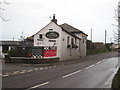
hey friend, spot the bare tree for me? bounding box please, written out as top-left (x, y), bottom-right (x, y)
top-left (113, 5), bottom-right (120, 47)
top-left (0, 0), bottom-right (10, 21)
top-left (117, 2), bottom-right (120, 48)
top-left (18, 31), bottom-right (26, 47)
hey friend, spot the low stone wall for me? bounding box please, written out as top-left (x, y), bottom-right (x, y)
top-left (5, 57), bottom-right (59, 64)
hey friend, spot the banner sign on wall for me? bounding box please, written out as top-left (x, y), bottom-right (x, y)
top-left (31, 46), bottom-right (57, 58)
top-left (44, 50), bottom-right (57, 57)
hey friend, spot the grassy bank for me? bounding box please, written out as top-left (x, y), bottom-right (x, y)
top-left (86, 49), bottom-right (109, 55)
top-left (112, 68), bottom-right (120, 89)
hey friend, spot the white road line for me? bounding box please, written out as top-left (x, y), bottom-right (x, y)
top-left (44, 67), bottom-right (48, 69)
top-left (0, 74), bottom-right (2, 76)
top-left (102, 59), bottom-right (106, 62)
top-left (27, 82), bottom-right (50, 90)
top-left (12, 71), bottom-right (20, 75)
top-left (39, 68), bottom-right (43, 70)
top-left (96, 61), bottom-right (102, 65)
top-left (34, 68), bottom-right (39, 71)
top-left (13, 71), bottom-right (20, 74)
top-left (27, 69), bottom-right (33, 72)
top-left (48, 66), bottom-right (52, 69)
top-left (104, 82), bottom-right (109, 87)
top-left (62, 70), bottom-right (81, 78)
top-left (5, 73), bottom-right (11, 75)
top-left (86, 64), bottom-right (95, 69)
top-left (53, 66), bottom-right (56, 68)
top-left (3, 74), bottom-right (9, 77)
top-left (19, 71), bottom-right (26, 74)
top-left (22, 70), bottom-right (27, 72)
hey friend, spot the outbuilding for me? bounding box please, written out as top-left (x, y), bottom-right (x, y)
top-left (0, 41), bottom-right (19, 58)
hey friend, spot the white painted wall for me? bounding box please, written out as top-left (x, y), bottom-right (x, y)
top-left (34, 22), bottom-right (62, 57)
top-left (34, 21), bottom-right (87, 61)
top-left (60, 31), bottom-right (80, 61)
top-left (75, 33), bottom-right (87, 57)
top-left (0, 46), bottom-right (10, 58)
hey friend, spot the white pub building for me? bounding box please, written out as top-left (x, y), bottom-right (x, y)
top-left (32, 14), bottom-right (88, 61)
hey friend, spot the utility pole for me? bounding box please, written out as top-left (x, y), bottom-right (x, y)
top-left (105, 30), bottom-right (107, 44)
top-left (110, 38), bottom-right (112, 43)
top-left (91, 28), bottom-right (92, 42)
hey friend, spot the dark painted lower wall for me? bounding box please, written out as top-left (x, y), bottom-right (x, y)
top-left (5, 56), bottom-right (59, 64)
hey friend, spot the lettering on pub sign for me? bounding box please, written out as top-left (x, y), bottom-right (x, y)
top-left (45, 31), bottom-right (59, 39)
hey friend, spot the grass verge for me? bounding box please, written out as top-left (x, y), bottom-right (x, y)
top-left (86, 49), bottom-right (109, 55)
top-left (111, 67), bottom-right (120, 89)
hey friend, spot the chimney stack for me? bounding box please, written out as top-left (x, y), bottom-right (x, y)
top-left (51, 14), bottom-right (57, 24)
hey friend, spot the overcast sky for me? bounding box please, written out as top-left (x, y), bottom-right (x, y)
top-left (1, 0), bottom-right (119, 43)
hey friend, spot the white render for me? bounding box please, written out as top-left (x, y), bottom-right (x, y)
top-left (34, 22), bottom-right (62, 58)
top-left (34, 21), bottom-right (87, 61)
top-left (0, 46), bottom-right (12, 58)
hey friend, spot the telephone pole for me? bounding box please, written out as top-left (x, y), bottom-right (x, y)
top-left (105, 30), bottom-right (107, 44)
top-left (91, 28), bottom-right (92, 42)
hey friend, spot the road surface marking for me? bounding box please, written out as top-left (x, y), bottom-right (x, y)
top-left (13, 71), bottom-right (20, 74)
top-left (39, 68), bottom-right (43, 70)
top-left (62, 70), bottom-right (81, 78)
top-left (34, 68), bottom-right (39, 71)
top-left (27, 69), bottom-right (33, 72)
top-left (102, 59), bottom-right (106, 62)
top-left (20, 71), bottom-right (26, 74)
top-left (96, 61), bottom-right (102, 65)
top-left (12, 71), bottom-right (20, 75)
top-left (48, 66), bottom-right (52, 69)
top-left (104, 82), bottom-right (110, 87)
top-left (22, 70), bottom-right (27, 72)
top-left (3, 74), bottom-right (9, 77)
top-left (86, 64), bottom-right (94, 69)
top-left (44, 67), bottom-right (48, 69)
top-left (0, 74), bottom-right (2, 76)
top-left (53, 66), bottom-right (56, 68)
top-left (2, 65), bottom-right (58, 77)
top-left (27, 82), bottom-right (50, 90)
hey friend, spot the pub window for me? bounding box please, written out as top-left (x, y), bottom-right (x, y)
top-left (67, 36), bottom-right (69, 44)
top-left (2, 46), bottom-right (9, 53)
top-left (39, 34), bottom-right (43, 39)
top-left (71, 38), bottom-right (74, 45)
top-left (49, 29), bottom-right (53, 31)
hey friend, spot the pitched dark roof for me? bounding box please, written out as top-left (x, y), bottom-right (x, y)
top-left (61, 28), bottom-right (81, 40)
top-left (27, 22), bottom-right (87, 40)
top-left (0, 41), bottom-right (20, 46)
top-left (60, 23), bottom-right (88, 36)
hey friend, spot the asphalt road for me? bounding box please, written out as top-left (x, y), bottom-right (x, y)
top-left (2, 54), bottom-right (119, 89)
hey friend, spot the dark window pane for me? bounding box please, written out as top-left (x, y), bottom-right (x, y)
top-left (2, 46), bottom-right (9, 53)
top-left (39, 34), bottom-right (43, 39)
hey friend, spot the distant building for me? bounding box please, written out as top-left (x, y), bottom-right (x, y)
top-left (0, 41), bottom-right (19, 58)
top-left (92, 42), bottom-right (106, 49)
top-left (29, 14), bottom-right (88, 61)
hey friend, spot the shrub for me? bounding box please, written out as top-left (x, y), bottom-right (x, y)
top-left (67, 44), bottom-right (71, 48)
top-left (8, 46), bottom-right (32, 57)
